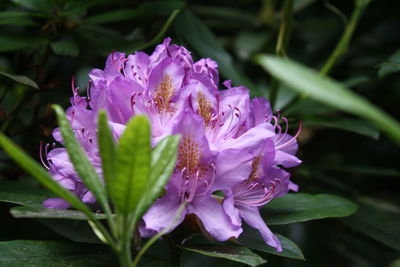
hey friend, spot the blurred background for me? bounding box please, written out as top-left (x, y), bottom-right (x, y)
top-left (0, 0), bottom-right (399, 266)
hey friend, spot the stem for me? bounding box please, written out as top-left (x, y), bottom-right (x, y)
top-left (116, 214), bottom-right (133, 267)
top-left (319, 2), bottom-right (367, 75)
top-left (127, 9), bottom-right (180, 53)
top-left (275, 0), bottom-right (294, 58)
top-left (104, 203), bottom-right (117, 239)
top-left (88, 217), bottom-right (118, 253)
top-left (269, 0), bottom-right (294, 109)
top-left (131, 202), bottom-right (187, 267)
top-left (281, 0), bottom-right (370, 111)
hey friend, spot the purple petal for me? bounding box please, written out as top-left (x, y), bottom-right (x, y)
top-left (193, 58), bottom-right (219, 87)
top-left (222, 192), bottom-right (241, 228)
top-left (220, 123), bottom-right (275, 151)
top-left (248, 97), bottom-right (272, 127)
top-left (239, 205), bottom-right (282, 252)
top-left (172, 110), bottom-right (213, 163)
top-left (214, 86), bottom-right (250, 141)
top-left (104, 51), bottom-right (126, 78)
top-left (148, 58), bottom-right (185, 102)
top-left (265, 167), bottom-right (292, 198)
top-left (43, 198), bottom-right (70, 209)
top-left (47, 148), bottom-right (76, 178)
top-left (82, 191), bottom-right (96, 204)
top-left (142, 191), bottom-right (186, 234)
top-left (214, 148), bottom-right (252, 190)
top-left (189, 196), bottom-right (242, 241)
top-left (107, 76), bottom-right (143, 123)
top-left (273, 133), bottom-right (299, 155)
top-left (149, 37), bottom-right (172, 68)
top-left (124, 52), bottom-right (150, 88)
top-left (273, 150), bottom-right (302, 168)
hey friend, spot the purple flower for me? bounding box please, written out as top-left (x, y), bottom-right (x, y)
top-left (141, 110), bottom-right (242, 241)
top-left (222, 139), bottom-right (297, 252)
top-left (42, 38), bottom-right (302, 250)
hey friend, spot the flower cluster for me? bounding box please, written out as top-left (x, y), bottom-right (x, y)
top-left (42, 38), bottom-right (301, 252)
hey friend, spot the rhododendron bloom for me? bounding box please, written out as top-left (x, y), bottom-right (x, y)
top-left (42, 38), bottom-right (301, 252)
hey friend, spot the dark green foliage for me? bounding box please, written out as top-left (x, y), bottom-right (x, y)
top-left (1, 0), bottom-right (399, 266)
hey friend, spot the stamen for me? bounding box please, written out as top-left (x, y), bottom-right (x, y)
top-left (276, 120), bottom-right (302, 150)
top-left (187, 170), bottom-right (200, 202)
top-left (178, 167), bottom-right (187, 197)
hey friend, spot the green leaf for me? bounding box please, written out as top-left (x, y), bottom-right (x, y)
top-left (0, 33), bottom-right (40, 52)
top-left (179, 245), bottom-right (267, 267)
top-left (128, 9), bottom-right (181, 54)
top-left (238, 230), bottom-right (304, 260)
top-left (378, 49), bottom-right (400, 78)
top-left (10, 0), bottom-right (56, 12)
top-left (0, 181), bottom-right (52, 208)
top-left (38, 220), bottom-right (102, 244)
top-left (50, 40), bottom-right (79, 57)
top-left (83, 1), bottom-right (185, 24)
top-left (0, 11), bottom-right (35, 18)
top-left (389, 258), bottom-right (400, 267)
top-left (263, 193), bottom-right (358, 225)
top-left (97, 111), bottom-right (116, 192)
top-left (303, 117), bottom-right (380, 139)
top-left (175, 9), bottom-right (256, 91)
top-left (111, 115), bottom-right (151, 214)
top-left (0, 17), bottom-right (39, 26)
top-left (0, 132), bottom-right (95, 220)
top-left (10, 206), bottom-right (108, 220)
top-left (0, 240), bottom-right (115, 266)
top-left (0, 70), bottom-right (39, 89)
top-left (133, 135), bottom-right (180, 220)
top-left (285, 99), bottom-right (334, 116)
top-left (257, 55), bottom-right (400, 144)
top-left (53, 105), bottom-right (109, 213)
top-left (74, 25), bottom-right (143, 56)
top-left (342, 203), bottom-right (400, 252)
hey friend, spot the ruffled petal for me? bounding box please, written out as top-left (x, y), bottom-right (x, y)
top-left (273, 150), bottom-right (302, 168)
top-left (239, 205), bottom-right (282, 252)
top-left (43, 198), bottom-right (70, 209)
top-left (142, 191), bottom-right (186, 234)
top-left (213, 148), bottom-right (252, 190)
top-left (222, 191), bottom-right (242, 228)
top-left (107, 76), bottom-right (143, 123)
top-left (189, 196), bottom-right (242, 241)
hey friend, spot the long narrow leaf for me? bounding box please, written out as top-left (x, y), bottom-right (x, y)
top-left (97, 111), bottom-right (116, 192)
top-left (179, 245), bottom-right (267, 267)
top-left (112, 115), bottom-right (151, 214)
top-left (257, 55), bottom-right (400, 144)
top-left (0, 132), bottom-right (94, 219)
top-left (0, 70), bottom-right (39, 89)
top-left (53, 105), bottom-right (109, 212)
top-left (132, 135), bottom-right (180, 224)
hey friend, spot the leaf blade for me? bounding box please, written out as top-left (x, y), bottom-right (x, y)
top-left (238, 232), bottom-right (305, 260)
top-left (132, 135), bottom-right (180, 223)
top-left (179, 245), bottom-right (267, 267)
top-left (0, 70), bottom-right (39, 89)
top-left (97, 111), bottom-right (116, 193)
top-left (53, 105), bottom-right (109, 212)
top-left (0, 132), bottom-right (94, 219)
top-left (10, 206), bottom-right (108, 220)
top-left (112, 115), bottom-right (151, 214)
top-left (263, 193), bottom-right (358, 225)
top-left (257, 55), bottom-right (400, 144)
top-left (0, 240), bottom-right (115, 266)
